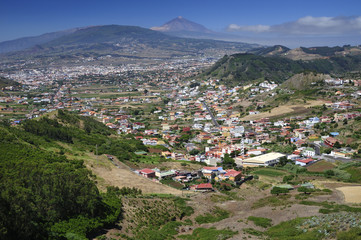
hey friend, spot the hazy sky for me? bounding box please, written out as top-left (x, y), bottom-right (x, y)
top-left (1, 0), bottom-right (361, 47)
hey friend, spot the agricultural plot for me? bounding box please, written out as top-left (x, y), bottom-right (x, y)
top-left (252, 168), bottom-right (287, 177)
top-left (241, 100), bottom-right (326, 121)
top-left (307, 160), bottom-right (336, 172)
top-left (336, 186), bottom-right (361, 203)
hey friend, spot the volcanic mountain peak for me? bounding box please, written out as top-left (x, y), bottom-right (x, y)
top-left (151, 16), bottom-right (212, 33)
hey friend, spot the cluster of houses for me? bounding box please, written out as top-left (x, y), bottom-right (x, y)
top-left (136, 166), bottom-right (243, 192)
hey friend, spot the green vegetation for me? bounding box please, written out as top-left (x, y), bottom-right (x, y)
top-left (201, 53), bottom-right (361, 85)
top-left (160, 179), bottom-right (184, 190)
top-left (300, 200), bottom-right (361, 214)
top-left (247, 216), bottom-right (272, 228)
top-left (0, 124), bottom-right (124, 239)
top-left (122, 196), bottom-right (188, 239)
top-left (179, 227), bottom-right (238, 240)
top-left (195, 207), bottom-right (230, 224)
top-left (266, 217), bottom-right (322, 240)
top-left (266, 213), bottom-right (361, 239)
top-left (337, 227), bottom-right (361, 240)
top-left (298, 187), bottom-right (315, 194)
top-left (243, 228), bottom-right (264, 237)
top-left (252, 195), bottom-right (292, 209)
top-left (253, 168), bottom-right (287, 177)
top-left (0, 76), bottom-right (20, 88)
top-left (271, 187), bottom-right (290, 196)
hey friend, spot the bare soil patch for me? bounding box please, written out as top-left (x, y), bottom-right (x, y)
top-left (241, 100), bottom-right (325, 121)
top-left (336, 186), bottom-right (361, 203)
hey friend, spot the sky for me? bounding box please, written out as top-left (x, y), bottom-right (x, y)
top-left (1, 0), bottom-right (361, 47)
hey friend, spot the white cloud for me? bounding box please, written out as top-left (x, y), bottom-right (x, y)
top-left (227, 24), bottom-right (270, 33)
top-left (227, 16), bottom-right (361, 36)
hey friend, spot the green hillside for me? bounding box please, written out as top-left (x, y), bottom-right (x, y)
top-left (0, 110), bottom-right (149, 239)
top-left (200, 53), bottom-right (361, 85)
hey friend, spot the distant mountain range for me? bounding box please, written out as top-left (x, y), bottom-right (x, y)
top-left (0, 24), bottom-right (258, 66)
top-left (0, 28), bottom-right (85, 54)
top-left (248, 45), bottom-right (361, 60)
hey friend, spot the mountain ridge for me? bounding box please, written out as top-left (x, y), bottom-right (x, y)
top-left (0, 25), bottom-right (257, 66)
top-left (200, 51), bottom-right (361, 85)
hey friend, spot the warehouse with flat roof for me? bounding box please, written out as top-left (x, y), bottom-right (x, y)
top-left (235, 152), bottom-right (286, 167)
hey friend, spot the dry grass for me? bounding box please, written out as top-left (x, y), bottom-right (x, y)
top-left (65, 148), bottom-right (183, 195)
top-left (336, 186), bottom-right (361, 203)
top-left (241, 100), bottom-right (326, 121)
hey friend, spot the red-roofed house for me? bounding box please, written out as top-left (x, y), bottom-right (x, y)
top-left (324, 137), bottom-right (340, 147)
top-left (190, 183), bottom-right (213, 192)
top-left (216, 169), bottom-right (242, 181)
top-left (138, 168), bottom-right (156, 178)
top-left (295, 158), bottom-right (314, 167)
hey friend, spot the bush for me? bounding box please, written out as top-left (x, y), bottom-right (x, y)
top-left (247, 216), bottom-right (272, 228)
top-left (337, 227), bottom-right (361, 240)
top-left (271, 187), bottom-right (289, 195)
top-left (195, 207), bottom-right (230, 224)
top-left (179, 227), bottom-right (238, 240)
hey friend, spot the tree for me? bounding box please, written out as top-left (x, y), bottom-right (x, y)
top-left (298, 187), bottom-right (315, 194)
top-left (221, 154), bottom-right (236, 168)
top-left (271, 187), bottom-right (289, 196)
top-left (333, 141), bottom-right (341, 149)
top-left (189, 149), bottom-right (200, 155)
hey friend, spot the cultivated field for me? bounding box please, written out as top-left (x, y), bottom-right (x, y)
top-left (307, 160), bottom-right (336, 172)
top-left (336, 186), bottom-right (361, 203)
top-left (241, 100), bottom-right (326, 121)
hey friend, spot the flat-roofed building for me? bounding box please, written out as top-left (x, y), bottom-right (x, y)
top-left (235, 152), bottom-right (286, 167)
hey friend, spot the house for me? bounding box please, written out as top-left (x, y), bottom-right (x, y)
top-left (302, 148), bottom-right (316, 157)
top-left (138, 168), bottom-right (156, 178)
top-left (295, 158), bottom-right (314, 166)
top-left (247, 148), bottom-right (267, 156)
top-left (190, 183), bottom-right (213, 192)
top-left (155, 170), bottom-right (177, 180)
top-left (202, 166), bottom-right (224, 179)
top-left (216, 169), bottom-right (242, 182)
top-left (324, 137), bottom-right (339, 147)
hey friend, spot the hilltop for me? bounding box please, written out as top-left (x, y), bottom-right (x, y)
top-left (249, 45), bottom-right (361, 60)
top-left (151, 16), bottom-right (213, 34)
top-left (199, 51), bottom-right (361, 85)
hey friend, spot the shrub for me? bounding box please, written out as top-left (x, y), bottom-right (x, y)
top-left (271, 187), bottom-right (289, 195)
top-left (195, 207), bottom-right (230, 224)
top-left (247, 216), bottom-right (272, 228)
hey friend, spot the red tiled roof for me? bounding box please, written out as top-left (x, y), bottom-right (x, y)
top-left (139, 168), bottom-right (155, 174)
top-left (224, 170), bottom-right (242, 177)
top-left (296, 159), bottom-right (314, 164)
top-left (196, 183), bottom-right (213, 189)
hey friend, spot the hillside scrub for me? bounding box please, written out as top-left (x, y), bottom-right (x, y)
top-left (0, 125), bottom-right (123, 239)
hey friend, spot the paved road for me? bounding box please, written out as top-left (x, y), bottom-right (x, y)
top-left (201, 101), bottom-right (220, 128)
